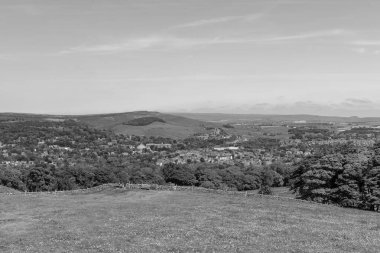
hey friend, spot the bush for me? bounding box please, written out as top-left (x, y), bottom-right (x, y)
top-left (200, 181), bottom-right (215, 189)
top-left (258, 185), bottom-right (273, 195)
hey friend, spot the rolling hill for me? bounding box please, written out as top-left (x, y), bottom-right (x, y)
top-left (0, 111), bottom-right (216, 139)
top-left (5, 111), bottom-right (380, 139)
top-left (76, 111), bottom-right (216, 138)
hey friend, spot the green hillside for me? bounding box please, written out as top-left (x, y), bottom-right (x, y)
top-left (76, 111), bottom-right (216, 138)
top-left (0, 111), bottom-right (216, 139)
top-left (0, 185), bottom-right (21, 194)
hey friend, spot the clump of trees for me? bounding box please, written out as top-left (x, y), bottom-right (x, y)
top-left (288, 127), bottom-right (332, 140)
top-left (0, 161), bottom-right (288, 193)
top-left (291, 144), bottom-right (380, 211)
top-left (161, 163), bottom-right (287, 192)
top-left (0, 161), bottom-right (164, 192)
top-left (124, 117), bottom-right (166, 126)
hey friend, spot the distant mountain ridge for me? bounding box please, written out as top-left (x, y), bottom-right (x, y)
top-left (172, 113), bottom-right (380, 124)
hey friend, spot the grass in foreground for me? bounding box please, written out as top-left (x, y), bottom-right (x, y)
top-left (0, 188), bottom-right (379, 253)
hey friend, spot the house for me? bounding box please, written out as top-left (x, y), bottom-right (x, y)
top-left (194, 134), bottom-right (209, 140)
top-left (136, 143), bottom-right (146, 152)
top-left (146, 143), bottom-right (172, 149)
top-left (213, 147), bottom-right (239, 151)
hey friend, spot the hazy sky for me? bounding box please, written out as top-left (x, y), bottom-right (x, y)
top-left (1, 0), bottom-right (380, 116)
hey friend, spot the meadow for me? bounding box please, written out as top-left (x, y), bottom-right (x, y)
top-left (0, 187), bottom-right (379, 253)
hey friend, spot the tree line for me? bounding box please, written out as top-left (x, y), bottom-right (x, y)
top-left (0, 159), bottom-right (292, 194)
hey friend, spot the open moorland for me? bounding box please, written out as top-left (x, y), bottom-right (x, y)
top-left (1, 188), bottom-right (379, 253)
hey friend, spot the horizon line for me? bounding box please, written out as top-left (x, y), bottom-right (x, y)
top-left (0, 110), bottom-right (374, 119)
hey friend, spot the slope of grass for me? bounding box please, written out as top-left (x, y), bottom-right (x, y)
top-left (77, 111), bottom-right (214, 138)
top-left (0, 111), bottom-right (217, 139)
top-left (0, 185), bottom-right (21, 194)
top-left (0, 189), bottom-right (379, 252)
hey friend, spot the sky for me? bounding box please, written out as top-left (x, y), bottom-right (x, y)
top-left (1, 0), bottom-right (380, 116)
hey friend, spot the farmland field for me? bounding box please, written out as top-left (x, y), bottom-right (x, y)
top-left (0, 188), bottom-right (379, 253)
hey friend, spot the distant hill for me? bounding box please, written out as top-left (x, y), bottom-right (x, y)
top-left (173, 113), bottom-right (380, 124)
top-left (76, 111), bottom-right (217, 138)
top-left (0, 111), bottom-right (215, 139)
top-left (3, 111), bottom-right (380, 139)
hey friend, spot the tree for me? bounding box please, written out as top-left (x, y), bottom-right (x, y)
top-left (0, 165), bottom-right (26, 191)
top-left (162, 163), bottom-right (197, 186)
top-left (259, 168), bottom-right (274, 195)
top-left (67, 163), bottom-right (96, 189)
top-left (291, 155), bottom-right (344, 203)
top-left (195, 166), bottom-right (222, 189)
top-left (268, 162), bottom-right (294, 186)
top-left (363, 143), bottom-right (380, 211)
top-left (363, 166), bottom-right (380, 211)
top-left (130, 167), bottom-right (164, 184)
top-left (290, 148), bottom-right (380, 211)
top-left (26, 166), bottom-right (57, 192)
top-left (333, 163), bottom-right (364, 207)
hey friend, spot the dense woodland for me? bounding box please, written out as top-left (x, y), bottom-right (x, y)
top-left (0, 119), bottom-right (379, 211)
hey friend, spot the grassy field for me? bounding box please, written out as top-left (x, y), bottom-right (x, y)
top-left (1, 188), bottom-right (379, 253)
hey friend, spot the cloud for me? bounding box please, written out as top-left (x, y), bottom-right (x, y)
top-left (4, 4), bottom-right (44, 16)
top-left (59, 36), bottom-right (260, 54)
top-left (0, 54), bottom-right (17, 61)
top-left (60, 37), bottom-right (163, 54)
top-left (264, 29), bottom-right (351, 42)
top-left (71, 73), bottom-right (380, 83)
top-left (344, 98), bottom-right (373, 105)
top-left (0, 55), bottom-right (9, 60)
top-left (266, 99), bottom-right (380, 117)
top-left (170, 14), bottom-right (263, 30)
top-left (350, 46), bottom-right (380, 56)
top-left (59, 29), bottom-right (349, 55)
top-left (350, 40), bottom-right (380, 46)
top-left (113, 74), bottom-right (262, 82)
top-left (349, 41), bottom-right (380, 55)
top-left (351, 47), bottom-right (367, 54)
top-left (185, 99), bottom-right (380, 117)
